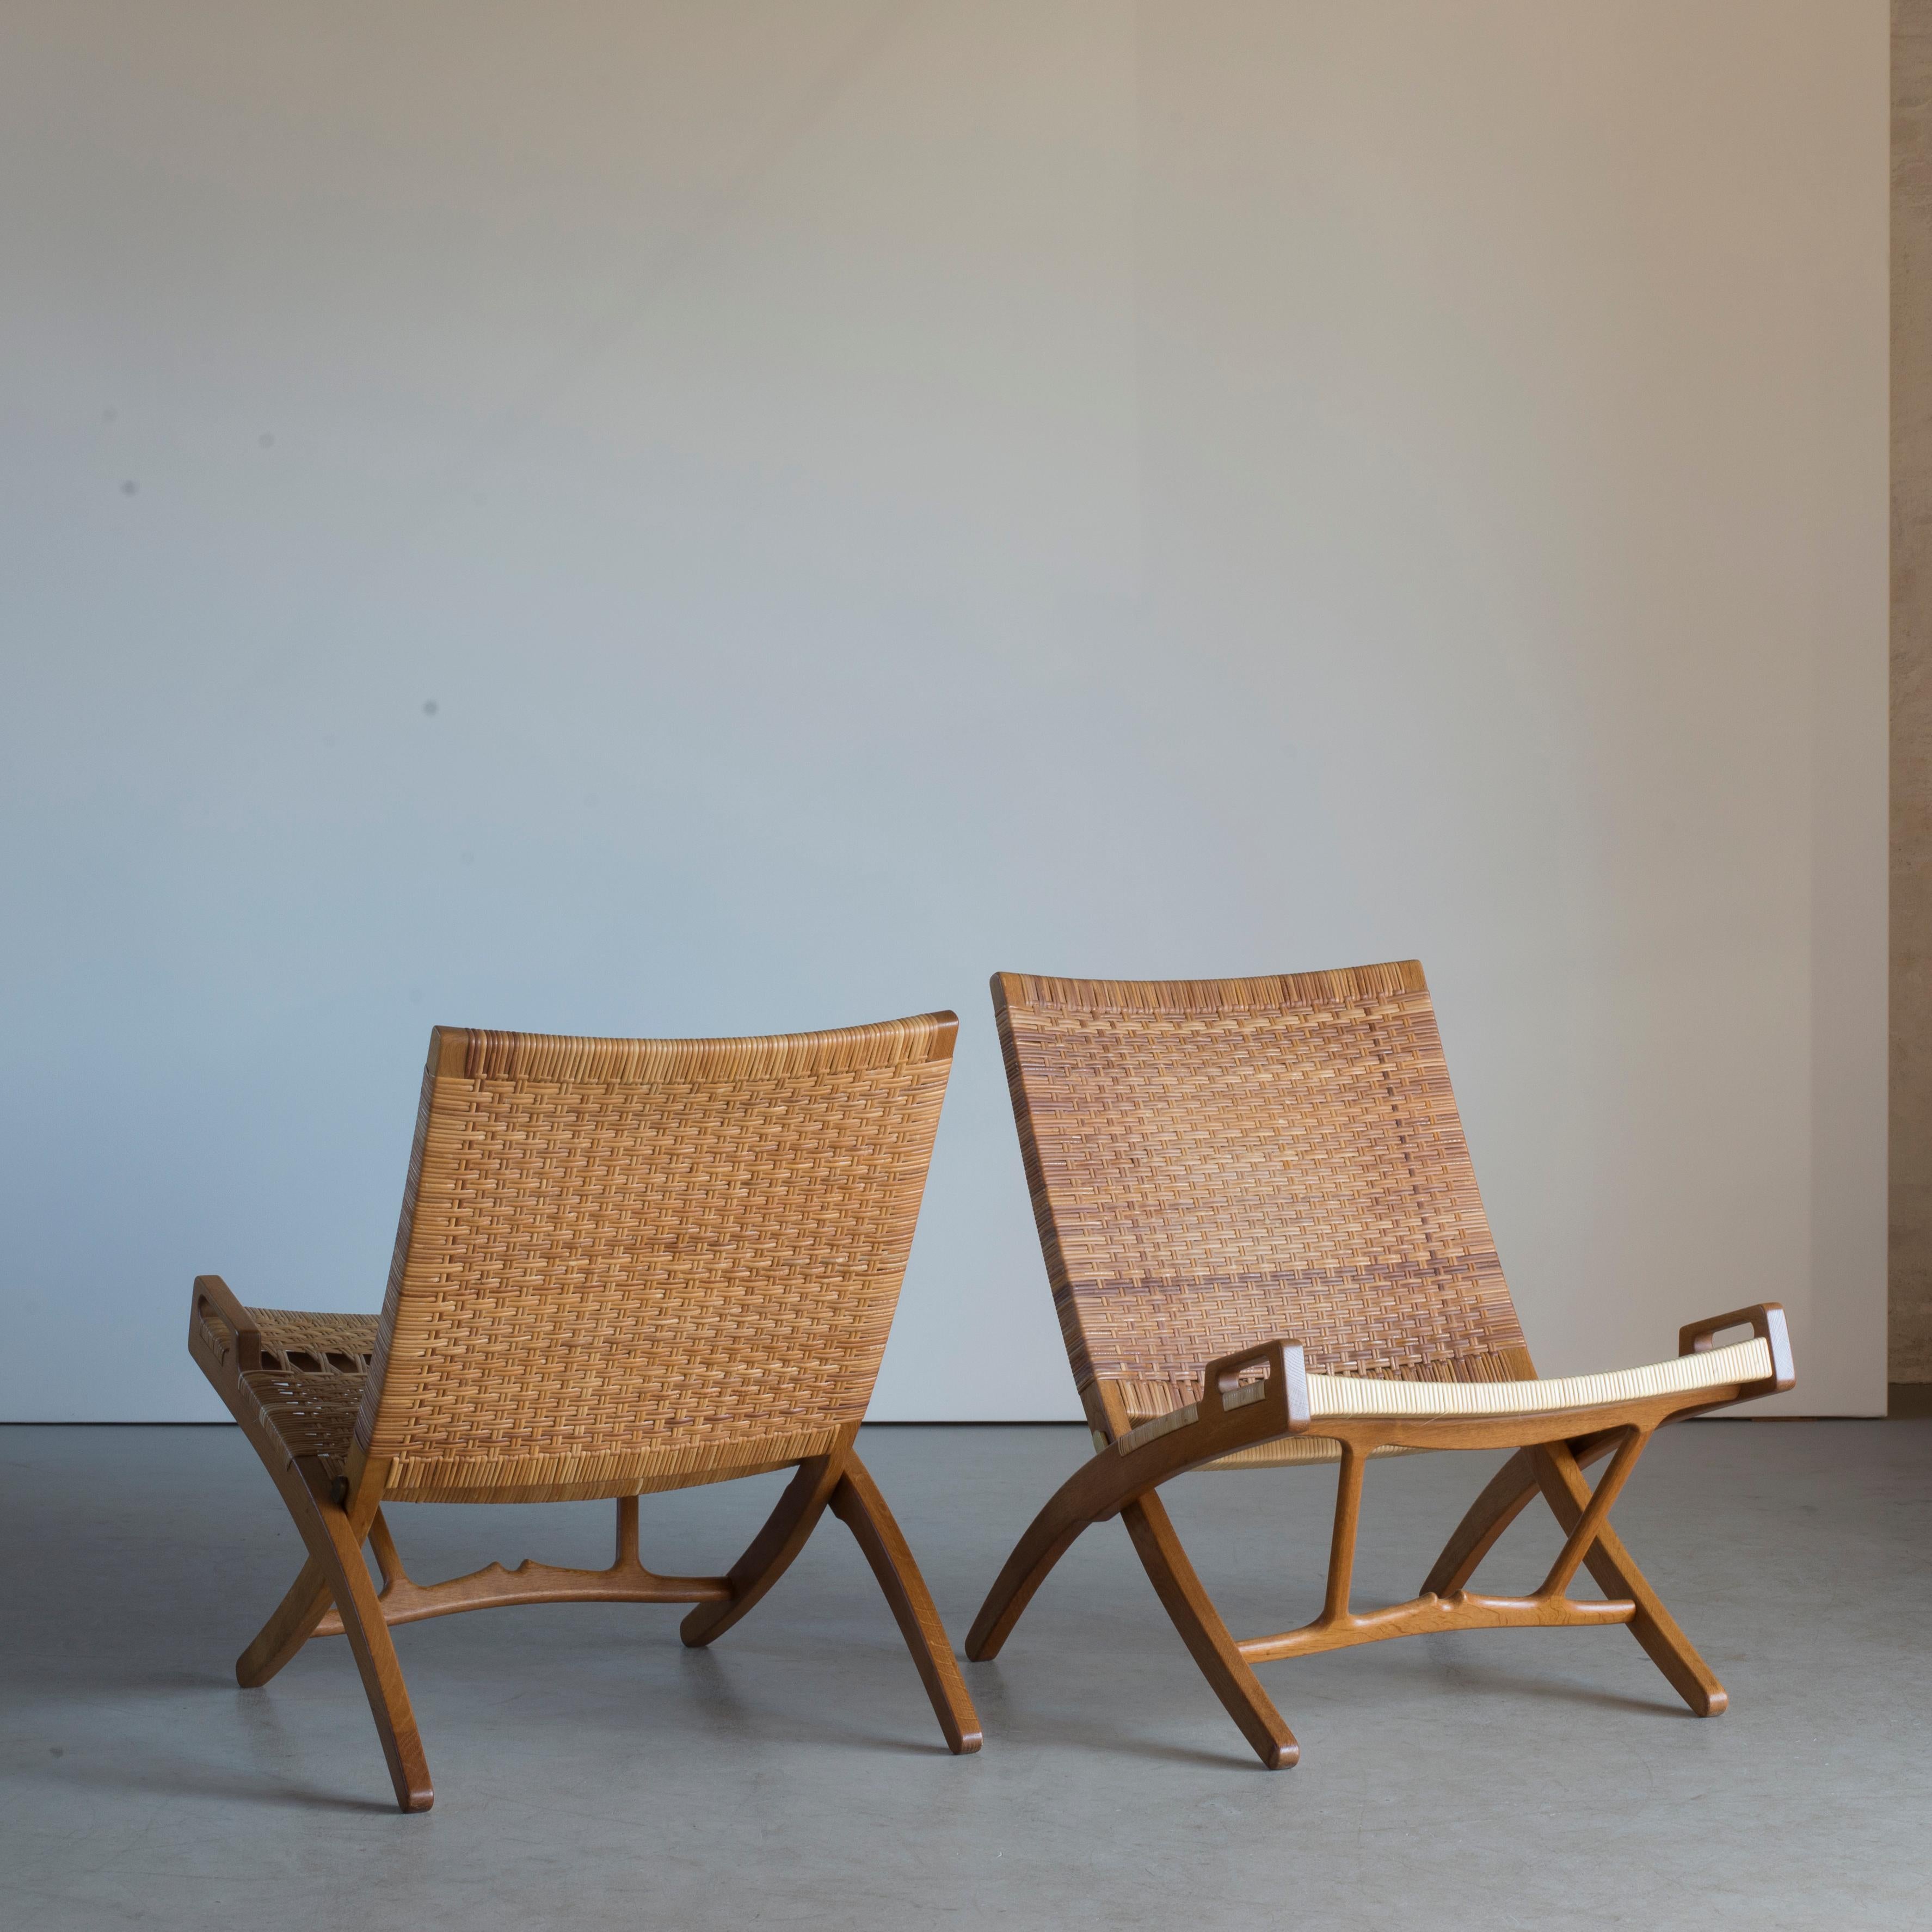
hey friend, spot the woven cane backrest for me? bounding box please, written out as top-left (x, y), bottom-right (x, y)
top-left (994, 963), bottom-right (1530, 1422)
top-left (354, 1014), bottom-right (955, 1502)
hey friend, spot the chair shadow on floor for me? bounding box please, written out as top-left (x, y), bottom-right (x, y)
top-left (674, 1642), bottom-right (963, 1759)
top-left (51, 1725), bottom-right (397, 1817)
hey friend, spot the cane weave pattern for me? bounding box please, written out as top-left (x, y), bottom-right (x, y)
top-left (187, 1306), bottom-right (378, 1477)
top-left (1307, 1336), bottom-right (1768, 1420)
top-left (248, 1309), bottom-right (380, 1375)
top-left (1116, 1339), bottom-right (1773, 1462)
top-left (993, 963), bottom-right (1531, 1430)
top-left (242, 1366), bottom-right (364, 1466)
top-left (335, 1014), bottom-right (953, 1503)
top-left (231, 1342), bottom-right (816, 1494)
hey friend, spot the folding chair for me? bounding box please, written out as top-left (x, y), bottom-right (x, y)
top-left (189, 1015), bottom-right (981, 1810)
top-left (967, 963), bottom-right (1793, 1767)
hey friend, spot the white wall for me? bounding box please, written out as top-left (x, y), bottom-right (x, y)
top-left (0, 1), bottom-right (1886, 1419)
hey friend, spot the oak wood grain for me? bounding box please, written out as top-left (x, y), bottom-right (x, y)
top-left (830, 1453), bottom-right (982, 1755)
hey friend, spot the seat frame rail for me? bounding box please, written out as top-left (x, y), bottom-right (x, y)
top-left (965, 1306), bottom-right (1793, 1768)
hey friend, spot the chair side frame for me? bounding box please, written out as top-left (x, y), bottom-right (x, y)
top-left (965, 1305), bottom-right (1793, 1768)
top-left (191, 1277), bottom-right (981, 1811)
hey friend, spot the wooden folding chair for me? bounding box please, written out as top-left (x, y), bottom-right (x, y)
top-left (967, 963), bottom-right (1794, 1767)
top-left (189, 1014), bottom-right (981, 1810)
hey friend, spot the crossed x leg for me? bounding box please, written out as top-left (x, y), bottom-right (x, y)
top-left (235, 1441), bottom-right (981, 1811)
top-left (967, 1348), bottom-right (1728, 1769)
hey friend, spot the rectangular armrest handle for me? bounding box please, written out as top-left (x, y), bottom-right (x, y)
top-left (1678, 1302), bottom-right (1794, 1394)
top-left (1198, 1338), bottom-right (1311, 1433)
top-left (192, 1273), bottom-right (261, 1371)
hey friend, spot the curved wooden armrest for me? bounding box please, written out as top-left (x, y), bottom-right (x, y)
top-left (1201, 1338), bottom-right (1311, 1430)
top-left (1677, 1302), bottom-right (1794, 1396)
top-left (964, 1339), bottom-right (1309, 1662)
top-left (1108, 1339), bottom-right (1310, 1465)
top-left (191, 1273), bottom-right (262, 1371)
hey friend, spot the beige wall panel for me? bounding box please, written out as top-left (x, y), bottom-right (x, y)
top-left (1896, 1), bottom-right (1932, 1380)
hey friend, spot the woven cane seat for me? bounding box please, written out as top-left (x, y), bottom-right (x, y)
top-left (188, 1306), bottom-right (376, 1476)
top-left (1114, 1336), bottom-right (1774, 1465)
top-left (1307, 1336), bottom-right (1771, 1420)
top-left (995, 963), bottom-right (1777, 1470)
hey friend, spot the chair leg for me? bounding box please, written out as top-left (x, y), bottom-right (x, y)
top-left (1532, 1440), bottom-right (1728, 1718)
top-left (829, 1454), bottom-right (982, 1755)
top-left (238, 1502), bottom-right (414, 1685)
top-left (1121, 1492), bottom-right (1299, 1770)
top-left (281, 1476), bottom-right (434, 1812)
top-left (1421, 1431), bottom-right (1623, 1598)
top-left (964, 1474), bottom-right (1105, 1663)
top-left (680, 1451), bottom-right (847, 1647)
top-left (237, 1555), bottom-right (333, 1688)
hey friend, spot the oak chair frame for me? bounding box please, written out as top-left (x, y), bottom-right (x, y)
top-left (190, 1014), bottom-right (981, 1811)
top-left (967, 964), bottom-right (1796, 1768)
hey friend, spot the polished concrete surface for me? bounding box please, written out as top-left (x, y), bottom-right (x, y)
top-left (4, 1420), bottom-right (1928, 1929)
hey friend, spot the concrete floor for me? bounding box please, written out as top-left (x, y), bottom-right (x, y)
top-left (3, 1422), bottom-right (1929, 1930)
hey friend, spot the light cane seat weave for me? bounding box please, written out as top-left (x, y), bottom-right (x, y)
top-left (1114, 1337), bottom-right (1774, 1459)
top-left (1307, 1337), bottom-right (1771, 1420)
